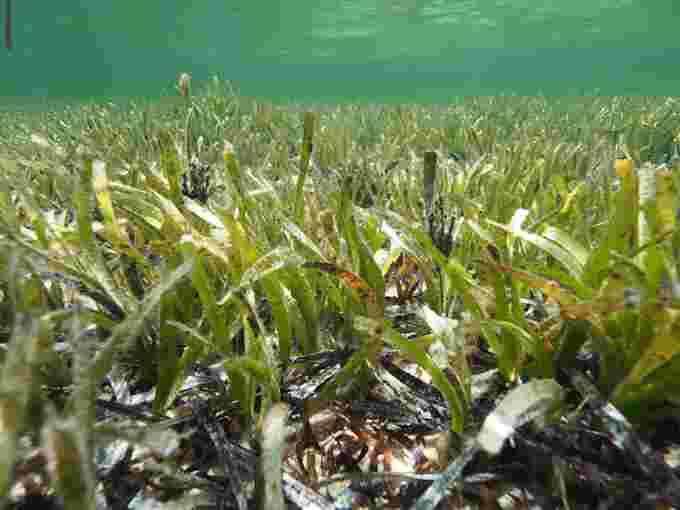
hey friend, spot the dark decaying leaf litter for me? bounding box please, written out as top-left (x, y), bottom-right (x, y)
top-left (10, 320), bottom-right (680, 510)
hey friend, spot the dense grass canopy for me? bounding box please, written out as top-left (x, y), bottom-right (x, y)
top-left (1, 83), bottom-right (680, 508)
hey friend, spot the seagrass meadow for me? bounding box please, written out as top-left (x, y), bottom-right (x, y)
top-left (2, 82), bottom-right (680, 509)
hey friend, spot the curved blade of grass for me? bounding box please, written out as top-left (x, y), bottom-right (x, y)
top-left (181, 230), bottom-right (233, 270)
top-left (554, 319), bottom-right (592, 374)
top-left (477, 321), bottom-right (516, 381)
top-left (395, 213), bottom-right (483, 318)
top-left (260, 276), bottom-right (293, 365)
top-left (115, 204), bottom-right (163, 238)
top-left (637, 162), bottom-right (657, 266)
top-left (42, 418), bottom-right (95, 510)
top-left (29, 211), bottom-right (48, 250)
top-left (303, 262), bottom-right (380, 323)
top-left (159, 318), bottom-right (226, 408)
top-left (92, 160), bottom-right (125, 246)
top-left (282, 221), bottom-right (327, 260)
top-left (623, 354), bottom-right (680, 414)
top-left (187, 250), bottom-right (230, 355)
top-left (110, 183), bottom-right (164, 235)
top-left (279, 268), bottom-right (319, 355)
top-left (83, 259), bottom-right (194, 397)
top-left (224, 356), bottom-right (280, 405)
top-left (384, 327), bottom-right (465, 434)
top-left (75, 158), bottom-right (96, 253)
top-left (541, 225), bottom-right (590, 270)
top-left (167, 320), bottom-right (213, 350)
top-left (464, 218), bottom-right (497, 247)
top-left (159, 131), bottom-right (184, 205)
top-left (221, 209), bottom-right (258, 278)
top-left (318, 338), bottom-right (377, 400)
top-left (488, 219), bottom-right (584, 278)
top-left (75, 158), bottom-right (135, 317)
top-left (217, 247), bottom-right (304, 306)
top-left (609, 157), bottom-right (638, 254)
top-left (4, 231), bottom-right (129, 320)
top-left (520, 262), bottom-right (591, 301)
top-left (111, 181), bottom-right (164, 212)
top-left (294, 112), bottom-right (316, 225)
top-left (487, 318), bottom-right (552, 378)
top-left (581, 236), bottom-right (613, 291)
top-left (0, 396), bottom-right (20, 498)
top-left (242, 288), bottom-right (277, 368)
top-left (613, 309), bottom-right (680, 405)
top-left (342, 212), bottom-right (385, 316)
top-left (656, 167), bottom-right (677, 238)
top-left (183, 196), bottom-right (226, 229)
top-left (240, 247), bottom-right (305, 291)
top-left (154, 288), bottom-right (181, 413)
top-left (223, 141), bottom-right (251, 219)
top-left (152, 191), bottom-right (190, 241)
top-left (111, 181), bottom-right (164, 211)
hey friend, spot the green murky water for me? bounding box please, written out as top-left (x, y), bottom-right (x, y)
top-left (2, 0), bottom-right (679, 105)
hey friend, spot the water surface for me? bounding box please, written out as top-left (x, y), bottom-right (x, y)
top-left (2, 1), bottom-right (678, 104)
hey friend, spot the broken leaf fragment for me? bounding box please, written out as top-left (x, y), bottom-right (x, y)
top-left (477, 379), bottom-right (564, 455)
